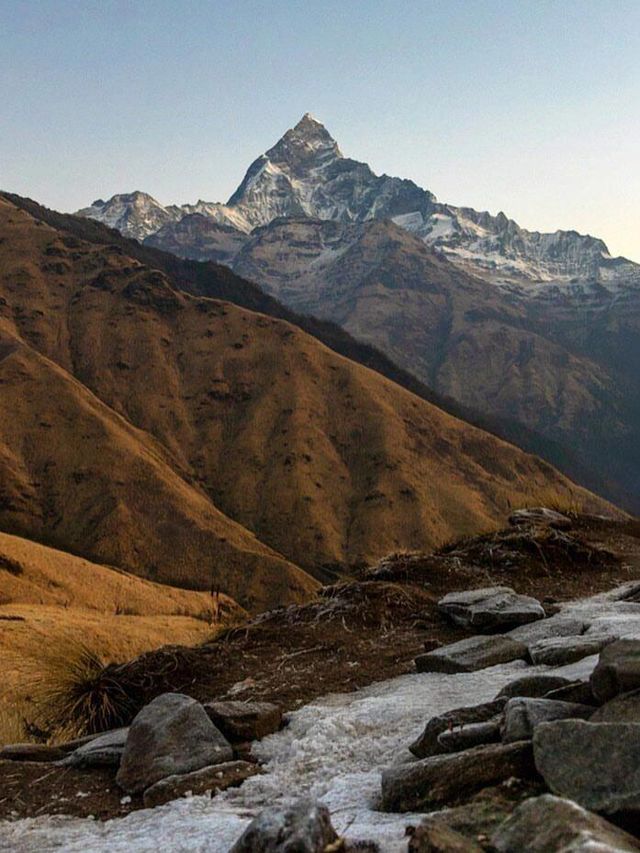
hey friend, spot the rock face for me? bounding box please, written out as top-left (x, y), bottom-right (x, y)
top-left (116, 694), bottom-right (233, 794)
top-left (502, 698), bottom-right (593, 743)
top-left (533, 720), bottom-right (640, 814)
top-left (492, 794), bottom-right (640, 852)
top-left (381, 741), bottom-right (535, 812)
top-left (409, 698), bottom-right (507, 758)
top-left (230, 799), bottom-right (338, 853)
top-left (591, 640), bottom-right (640, 702)
top-left (142, 760), bottom-right (258, 808)
top-left (415, 635), bottom-right (527, 674)
top-left (438, 586), bottom-right (545, 633)
top-left (62, 728), bottom-right (129, 768)
top-left (203, 701), bottom-right (282, 742)
top-left (528, 634), bottom-right (615, 666)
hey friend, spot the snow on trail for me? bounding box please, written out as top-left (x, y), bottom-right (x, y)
top-left (0, 662), bottom-right (531, 853)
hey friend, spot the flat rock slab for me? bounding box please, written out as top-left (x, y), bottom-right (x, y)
top-left (203, 700), bottom-right (282, 742)
top-left (62, 728), bottom-right (129, 768)
top-left (230, 799), bottom-right (338, 853)
top-left (496, 673), bottom-right (574, 700)
top-left (528, 634), bottom-right (615, 666)
top-left (0, 743), bottom-right (67, 762)
top-left (503, 697), bottom-right (593, 743)
top-left (508, 507), bottom-right (572, 528)
top-left (116, 693), bottom-right (233, 794)
top-left (381, 741), bottom-right (535, 812)
top-left (492, 794), bottom-right (640, 852)
top-left (508, 614), bottom-right (587, 644)
top-left (409, 819), bottom-right (483, 852)
top-left (437, 719), bottom-right (501, 753)
top-left (416, 635), bottom-right (527, 674)
top-left (409, 698), bottom-right (507, 758)
top-left (591, 689), bottom-right (640, 723)
top-left (590, 639), bottom-right (640, 702)
top-left (143, 760), bottom-right (259, 808)
top-left (438, 586), bottom-right (544, 633)
top-left (534, 720), bottom-right (640, 814)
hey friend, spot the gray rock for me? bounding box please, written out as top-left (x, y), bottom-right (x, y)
top-left (230, 799), bottom-right (338, 853)
top-left (503, 698), bottom-right (593, 743)
top-left (543, 680), bottom-right (597, 706)
top-left (62, 728), bottom-right (129, 768)
top-left (415, 635), bottom-right (527, 674)
top-left (438, 586), bottom-right (544, 633)
top-left (143, 760), bottom-right (259, 808)
top-left (0, 743), bottom-right (67, 762)
top-left (590, 640), bottom-right (640, 702)
top-left (203, 700), bottom-right (282, 742)
top-left (508, 615), bottom-right (587, 644)
top-left (534, 720), bottom-right (640, 813)
top-left (508, 507), bottom-right (572, 528)
top-left (381, 741), bottom-right (535, 812)
top-left (492, 794), bottom-right (640, 852)
top-left (437, 719), bottom-right (501, 752)
top-left (409, 698), bottom-right (507, 758)
top-left (591, 689), bottom-right (640, 723)
top-left (496, 673), bottom-right (573, 700)
top-left (116, 693), bottom-right (233, 794)
top-left (408, 819), bottom-right (483, 852)
top-left (528, 634), bottom-right (615, 666)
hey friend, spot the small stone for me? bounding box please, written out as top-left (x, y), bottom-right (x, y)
top-left (502, 698), bottom-right (593, 743)
top-left (409, 698), bottom-right (507, 759)
top-left (62, 728), bottom-right (129, 768)
top-left (528, 634), bottom-right (615, 666)
top-left (230, 799), bottom-right (338, 852)
top-left (492, 794), bottom-right (640, 852)
top-left (496, 674), bottom-right (573, 700)
top-left (416, 635), bottom-right (527, 673)
top-left (203, 700), bottom-right (282, 742)
top-left (437, 720), bottom-right (501, 753)
top-left (142, 760), bottom-right (259, 808)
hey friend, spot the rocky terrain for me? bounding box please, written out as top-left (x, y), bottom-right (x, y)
top-left (3, 510), bottom-right (640, 851)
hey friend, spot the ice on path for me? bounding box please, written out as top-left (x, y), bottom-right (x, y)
top-left (0, 662), bottom-right (530, 853)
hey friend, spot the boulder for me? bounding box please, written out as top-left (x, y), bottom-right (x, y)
top-left (381, 741), bottom-right (535, 812)
top-left (408, 819), bottom-right (483, 852)
top-left (496, 674), bottom-right (573, 700)
top-left (591, 689), bottom-right (640, 723)
top-left (492, 794), bottom-right (640, 852)
top-left (508, 614), bottom-right (587, 644)
top-left (438, 587), bottom-right (544, 633)
top-left (415, 635), bottom-right (527, 674)
top-left (0, 743), bottom-right (67, 762)
top-left (534, 720), bottom-right (640, 814)
top-left (116, 693), bottom-right (233, 794)
top-left (437, 719), bottom-right (501, 753)
top-left (528, 634), bottom-right (615, 666)
top-left (508, 507), bottom-right (572, 528)
top-left (230, 799), bottom-right (338, 853)
top-left (409, 698), bottom-right (507, 758)
top-left (543, 680), bottom-right (597, 706)
top-left (142, 760), bottom-right (259, 808)
top-left (62, 728), bottom-right (129, 768)
top-left (502, 698), bottom-right (593, 743)
top-left (591, 640), bottom-right (640, 702)
top-left (203, 700), bottom-right (282, 742)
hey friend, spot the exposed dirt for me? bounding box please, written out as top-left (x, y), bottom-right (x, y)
top-left (1, 515), bottom-right (639, 823)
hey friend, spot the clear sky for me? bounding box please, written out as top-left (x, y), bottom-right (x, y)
top-left (2, 0), bottom-right (639, 260)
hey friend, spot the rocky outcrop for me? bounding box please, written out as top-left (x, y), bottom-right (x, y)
top-left (438, 586), bottom-right (545, 633)
top-left (116, 693), bottom-right (233, 794)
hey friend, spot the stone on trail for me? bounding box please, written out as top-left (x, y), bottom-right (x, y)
top-left (507, 614), bottom-right (587, 644)
top-left (142, 760), bottom-right (259, 808)
top-left (533, 720), bottom-right (640, 814)
top-left (496, 673), bottom-right (573, 700)
top-left (591, 639), bottom-right (640, 702)
top-left (0, 743), bottom-right (67, 762)
top-left (492, 794), bottom-right (640, 852)
top-left (437, 719), bottom-right (501, 753)
top-left (408, 818), bottom-right (484, 852)
top-left (528, 633), bottom-right (615, 666)
top-left (116, 693), bottom-right (233, 794)
top-left (409, 698), bottom-right (507, 758)
top-left (381, 741), bottom-right (535, 812)
top-left (543, 680), bottom-right (597, 706)
top-left (229, 799), bottom-right (338, 853)
top-left (203, 700), bottom-right (282, 742)
top-left (415, 635), bottom-right (527, 673)
top-left (591, 689), bottom-right (640, 723)
top-left (502, 697), bottom-right (593, 743)
top-left (62, 727), bottom-right (129, 768)
top-left (438, 586), bottom-right (545, 633)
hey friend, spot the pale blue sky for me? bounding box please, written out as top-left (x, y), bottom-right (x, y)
top-left (2, 0), bottom-right (639, 260)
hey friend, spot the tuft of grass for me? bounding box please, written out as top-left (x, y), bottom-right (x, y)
top-left (27, 636), bottom-right (140, 739)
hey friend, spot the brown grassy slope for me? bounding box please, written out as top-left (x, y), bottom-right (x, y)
top-left (0, 197), bottom-right (614, 587)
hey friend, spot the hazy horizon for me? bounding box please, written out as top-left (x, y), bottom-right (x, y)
top-left (3, 0), bottom-right (639, 261)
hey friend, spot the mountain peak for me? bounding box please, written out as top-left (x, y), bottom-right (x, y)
top-left (266, 113), bottom-right (342, 165)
